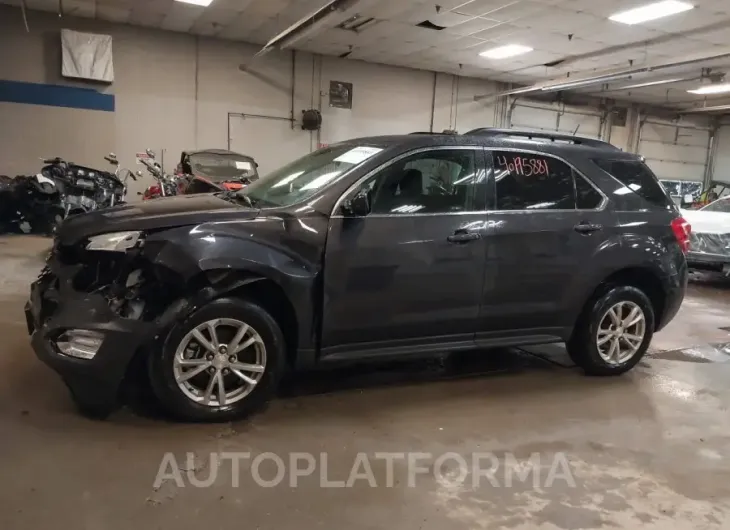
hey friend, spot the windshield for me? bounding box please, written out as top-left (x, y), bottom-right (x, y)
top-left (186, 153), bottom-right (258, 181)
top-left (239, 144), bottom-right (383, 207)
top-left (701, 197), bottom-right (730, 213)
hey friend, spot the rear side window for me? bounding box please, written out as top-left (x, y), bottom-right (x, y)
top-left (593, 159), bottom-right (672, 209)
top-left (493, 151), bottom-right (575, 210)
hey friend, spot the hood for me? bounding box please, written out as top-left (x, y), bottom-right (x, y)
top-left (681, 209), bottom-right (730, 235)
top-left (58, 193), bottom-right (259, 244)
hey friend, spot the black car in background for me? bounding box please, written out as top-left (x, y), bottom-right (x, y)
top-left (177, 149), bottom-right (259, 193)
top-left (26, 129), bottom-right (689, 421)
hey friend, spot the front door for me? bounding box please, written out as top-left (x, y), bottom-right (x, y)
top-left (477, 149), bottom-right (609, 338)
top-left (322, 147), bottom-right (489, 354)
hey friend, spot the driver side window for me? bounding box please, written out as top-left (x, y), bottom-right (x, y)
top-left (350, 149), bottom-right (481, 215)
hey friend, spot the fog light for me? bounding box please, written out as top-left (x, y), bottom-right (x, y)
top-left (56, 330), bottom-right (104, 360)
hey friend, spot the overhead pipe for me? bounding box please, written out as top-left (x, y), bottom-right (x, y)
top-left (474, 49), bottom-right (730, 103)
top-left (681, 104), bottom-right (730, 114)
top-left (255, 0), bottom-right (359, 57)
top-left (290, 50), bottom-right (296, 130)
top-left (703, 127), bottom-right (717, 186)
top-left (429, 72), bottom-right (437, 133)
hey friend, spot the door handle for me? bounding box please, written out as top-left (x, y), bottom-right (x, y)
top-left (447, 231), bottom-right (481, 243)
top-left (574, 222), bottom-right (603, 234)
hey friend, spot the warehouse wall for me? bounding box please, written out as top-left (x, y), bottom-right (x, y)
top-left (0, 4), bottom-right (718, 198)
top-left (0, 5), bottom-right (500, 195)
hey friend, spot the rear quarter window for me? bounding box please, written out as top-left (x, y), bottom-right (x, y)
top-left (593, 159), bottom-right (673, 210)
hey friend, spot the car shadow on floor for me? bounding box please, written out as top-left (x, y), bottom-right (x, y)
top-left (277, 345), bottom-right (574, 399)
top-left (689, 270), bottom-right (730, 291)
top-left (120, 345), bottom-right (577, 421)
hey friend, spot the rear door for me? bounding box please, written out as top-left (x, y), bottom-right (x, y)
top-left (321, 146), bottom-right (489, 354)
top-left (477, 149), bottom-right (609, 339)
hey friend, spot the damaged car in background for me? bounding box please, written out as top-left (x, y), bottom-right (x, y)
top-left (26, 131), bottom-right (688, 421)
top-left (682, 196), bottom-right (730, 275)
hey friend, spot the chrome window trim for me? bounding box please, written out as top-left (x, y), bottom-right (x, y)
top-left (331, 145), bottom-right (608, 218)
top-left (330, 145), bottom-right (484, 218)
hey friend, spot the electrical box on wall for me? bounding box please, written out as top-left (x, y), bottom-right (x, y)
top-left (612, 108), bottom-right (628, 127)
top-left (302, 109), bottom-right (322, 131)
top-left (329, 81), bottom-right (353, 109)
top-left (61, 29), bottom-right (114, 83)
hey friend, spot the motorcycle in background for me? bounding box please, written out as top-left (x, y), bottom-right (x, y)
top-left (0, 154), bottom-right (137, 235)
top-left (138, 149), bottom-right (185, 200)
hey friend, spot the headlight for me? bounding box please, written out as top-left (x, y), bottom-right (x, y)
top-left (86, 231), bottom-right (142, 252)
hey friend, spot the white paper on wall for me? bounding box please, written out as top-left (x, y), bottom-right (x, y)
top-left (61, 29), bottom-right (114, 83)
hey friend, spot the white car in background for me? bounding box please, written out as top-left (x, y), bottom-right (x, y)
top-left (681, 196), bottom-right (730, 274)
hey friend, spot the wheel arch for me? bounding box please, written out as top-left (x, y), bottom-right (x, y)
top-left (575, 266), bottom-right (667, 332)
top-left (181, 269), bottom-right (301, 368)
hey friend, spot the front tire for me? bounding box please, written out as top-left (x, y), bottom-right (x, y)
top-left (149, 297), bottom-right (286, 422)
top-left (567, 286), bottom-right (655, 376)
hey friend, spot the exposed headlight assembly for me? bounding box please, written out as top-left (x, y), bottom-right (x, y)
top-left (86, 231), bottom-right (142, 252)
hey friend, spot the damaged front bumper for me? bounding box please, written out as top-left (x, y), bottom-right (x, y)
top-left (688, 231), bottom-right (730, 273)
top-left (25, 251), bottom-right (161, 414)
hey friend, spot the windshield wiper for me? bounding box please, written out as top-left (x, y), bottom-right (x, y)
top-left (217, 190), bottom-right (257, 208)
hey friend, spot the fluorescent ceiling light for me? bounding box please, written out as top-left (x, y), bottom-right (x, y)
top-left (175, 0), bottom-right (213, 5)
top-left (687, 83), bottom-right (730, 94)
top-left (480, 44), bottom-right (533, 59)
top-left (619, 77), bottom-right (685, 89)
top-left (609, 1), bottom-right (693, 25)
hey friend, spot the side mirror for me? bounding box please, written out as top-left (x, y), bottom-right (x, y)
top-left (682, 194), bottom-right (694, 206)
top-left (342, 191), bottom-right (371, 217)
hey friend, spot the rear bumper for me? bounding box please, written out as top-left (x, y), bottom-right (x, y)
top-left (655, 263), bottom-right (688, 332)
top-left (25, 267), bottom-right (157, 413)
top-left (687, 251), bottom-right (730, 272)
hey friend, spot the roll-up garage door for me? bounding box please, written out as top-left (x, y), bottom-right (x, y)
top-left (510, 102), bottom-right (602, 139)
top-left (638, 121), bottom-right (710, 182)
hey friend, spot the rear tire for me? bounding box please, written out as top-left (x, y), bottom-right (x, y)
top-left (567, 286), bottom-right (654, 376)
top-left (148, 297), bottom-right (286, 422)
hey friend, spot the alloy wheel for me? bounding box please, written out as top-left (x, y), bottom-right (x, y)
top-left (596, 301), bottom-right (646, 365)
top-left (173, 318), bottom-right (267, 407)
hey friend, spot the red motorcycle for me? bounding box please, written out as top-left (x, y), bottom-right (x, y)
top-left (138, 150), bottom-right (185, 200)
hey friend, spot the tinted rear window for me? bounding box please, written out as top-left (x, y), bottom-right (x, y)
top-left (593, 159), bottom-right (672, 209)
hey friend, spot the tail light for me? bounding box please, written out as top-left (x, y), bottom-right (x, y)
top-left (671, 217), bottom-right (691, 253)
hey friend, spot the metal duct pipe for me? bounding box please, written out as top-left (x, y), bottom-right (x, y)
top-left (256, 0), bottom-right (359, 57)
top-left (681, 104), bottom-right (730, 113)
top-left (474, 48), bottom-right (730, 102)
top-left (703, 128), bottom-right (717, 186)
top-left (550, 18), bottom-right (730, 71)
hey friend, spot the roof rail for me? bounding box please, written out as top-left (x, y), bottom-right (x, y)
top-left (409, 131), bottom-right (457, 135)
top-left (464, 128), bottom-right (620, 150)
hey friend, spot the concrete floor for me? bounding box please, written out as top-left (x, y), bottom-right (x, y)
top-left (1, 235), bottom-right (729, 530)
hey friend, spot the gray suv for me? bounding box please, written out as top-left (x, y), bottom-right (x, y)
top-left (26, 128), bottom-right (689, 421)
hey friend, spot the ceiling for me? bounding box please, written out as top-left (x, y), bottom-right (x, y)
top-left (5, 0), bottom-right (730, 110)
